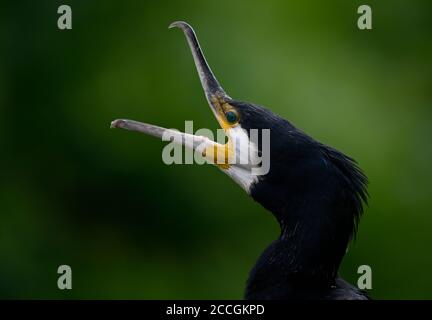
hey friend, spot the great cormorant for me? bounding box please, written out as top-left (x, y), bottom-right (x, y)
top-left (111, 21), bottom-right (369, 300)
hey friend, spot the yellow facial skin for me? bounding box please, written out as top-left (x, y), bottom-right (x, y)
top-left (209, 96), bottom-right (239, 130)
top-left (203, 96), bottom-right (240, 169)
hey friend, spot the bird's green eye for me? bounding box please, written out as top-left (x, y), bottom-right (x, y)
top-left (225, 110), bottom-right (238, 124)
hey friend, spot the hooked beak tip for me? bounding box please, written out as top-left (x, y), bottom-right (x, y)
top-left (168, 21), bottom-right (189, 30)
top-left (110, 119), bottom-right (124, 129)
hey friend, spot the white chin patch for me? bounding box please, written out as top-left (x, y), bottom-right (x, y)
top-left (224, 166), bottom-right (259, 193)
top-left (221, 126), bottom-right (260, 194)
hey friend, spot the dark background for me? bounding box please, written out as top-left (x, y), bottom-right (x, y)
top-left (1, 0), bottom-right (431, 299)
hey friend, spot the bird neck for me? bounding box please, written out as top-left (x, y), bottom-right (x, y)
top-left (278, 215), bottom-right (345, 280)
top-left (245, 204), bottom-right (352, 299)
top-left (245, 141), bottom-right (367, 299)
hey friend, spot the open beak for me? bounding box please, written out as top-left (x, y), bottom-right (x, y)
top-left (111, 21), bottom-right (233, 166)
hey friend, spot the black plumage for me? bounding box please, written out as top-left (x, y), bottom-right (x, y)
top-left (223, 100), bottom-right (369, 300)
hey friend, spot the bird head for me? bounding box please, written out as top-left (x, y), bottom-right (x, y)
top-left (111, 21), bottom-right (276, 193)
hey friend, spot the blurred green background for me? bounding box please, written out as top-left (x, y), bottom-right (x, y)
top-left (1, 0), bottom-right (431, 299)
